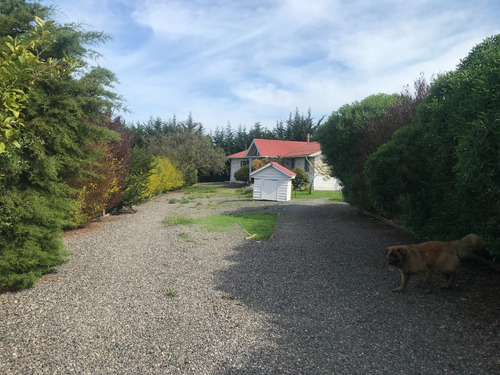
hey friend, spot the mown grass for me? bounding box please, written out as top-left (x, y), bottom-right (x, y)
top-left (162, 215), bottom-right (195, 226)
top-left (182, 183), bottom-right (252, 198)
top-left (292, 189), bottom-right (343, 202)
top-left (180, 183), bottom-right (341, 202)
top-left (164, 210), bottom-right (278, 240)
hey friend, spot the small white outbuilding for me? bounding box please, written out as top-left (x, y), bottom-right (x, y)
top-left (250, 162), bottom-right (296, 202)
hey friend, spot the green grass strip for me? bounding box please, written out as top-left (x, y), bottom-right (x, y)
top-left (164, 211), bottom-right (278, 240)
top-left (292, 190), bottom-right (343, 202)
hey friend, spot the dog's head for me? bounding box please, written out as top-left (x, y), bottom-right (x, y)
top-left (385, 246), bottom-right (407, 267)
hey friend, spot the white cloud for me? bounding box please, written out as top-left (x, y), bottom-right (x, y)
top-left (47, 0), bottom-right (500, 131)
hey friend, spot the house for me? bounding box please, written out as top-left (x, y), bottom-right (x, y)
top-left (250, 162), bottom-right (295, 202)
top-left (227, 138), bottom-right (341, 190)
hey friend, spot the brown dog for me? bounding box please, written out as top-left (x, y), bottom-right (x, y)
top-left (386, 234), bottom-right (482, 293)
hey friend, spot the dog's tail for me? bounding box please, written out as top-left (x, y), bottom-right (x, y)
top-left (458, 234), bottom-right (483, 258)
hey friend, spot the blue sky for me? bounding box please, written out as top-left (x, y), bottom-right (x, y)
top-left (44, 0), bottom-right (500, 132)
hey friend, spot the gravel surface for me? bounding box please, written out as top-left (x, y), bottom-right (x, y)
top-left (1, 189), bottom-right (499, 374)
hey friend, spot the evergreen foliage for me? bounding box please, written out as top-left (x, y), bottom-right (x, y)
top-left (0, 1), bottom-right (123, 289)
top-left (69, 116), bottom-right (133, 226)
top-left (143, 120), bottom-right (226, 183)
top-left (365, 35), bottom-right (500, 257)
top-left (234, 164), bottom-right (249, 182)
top-left (291, 167), bottom-right (309, 191)
top-left (234, 158), bottom-right (271, 182)
top-left (316, 94), bottom-right (397, 209)
top-left (122, 147), bottom-right (155, 207)
top-left (211, 107), bottom-right (322, 155)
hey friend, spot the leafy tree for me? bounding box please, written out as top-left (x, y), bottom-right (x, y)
top-left (291, 167), bottom-right (309, 191)
top-left (365, 35), bottom-right (500, 258)
top-left (0, 1), bottom-right (122, 289)
top-left (122, 146), bottom-right (155, 207)
top-left (317, 93), bottom-right (397, 209)
top-left (0, 0), bottom-right (51, 39)
top-left (0, 17), bottom-right (77, 153)
top-left (358, 74), bottom-right (431, 172)
top-left (146, 126), bottom-right (226, 184)
top-left (0, 18), bottom-right (80, 289)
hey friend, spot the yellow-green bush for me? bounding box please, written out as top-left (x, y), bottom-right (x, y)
top-left (142, 157), bottom-right (184, 199)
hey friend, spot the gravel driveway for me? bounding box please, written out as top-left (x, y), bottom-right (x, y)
top-left (1, 188), bottom-right (499, 374)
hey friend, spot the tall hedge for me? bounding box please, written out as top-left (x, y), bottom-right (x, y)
top-left (0, 1), bottom-right (122, 289)
top-left (317, 93), bottom-right (397, 210)
top-left (365, 35), bottom-right (500, 258)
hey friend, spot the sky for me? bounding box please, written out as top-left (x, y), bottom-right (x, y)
top-left (43, 0), bottom-right (500, 133)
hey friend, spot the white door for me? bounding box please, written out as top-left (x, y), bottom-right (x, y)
top-left (262, 179), bottom-right (278, 200)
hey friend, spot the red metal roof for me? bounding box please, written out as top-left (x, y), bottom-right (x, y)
top-left (250, 161), bottom-right (296, 178)
top-left (269, 161), bottom-right (296, 177)
top-left (228, 138), bottom-right (320, 158)
top-left (227, 150), bottom-right (247, 158)
top-left (283, 142), bottom-right (321, 157)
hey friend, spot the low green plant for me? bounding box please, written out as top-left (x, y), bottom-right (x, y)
top-left (168, 197), bottom-right (191, 204)
top-left (179, 233), bottom-right (196, 243)
top-left (167, 289), bottom-right (177, 297)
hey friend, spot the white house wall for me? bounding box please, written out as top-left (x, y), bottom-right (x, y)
top-left (229, 154), bottom-right (341, 190)
top-left (307, 156), bottom-right (341, 191)
top-left (230, 158), bottom-right (246, 183)
top-left (313, 175), bottom-right (342, 190)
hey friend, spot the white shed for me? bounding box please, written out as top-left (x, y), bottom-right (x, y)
top-left (250, 162), bottom-right (296, 202)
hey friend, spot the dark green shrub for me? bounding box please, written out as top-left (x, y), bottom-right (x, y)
top-left (122, 147), bottom-right (155, 206)
top-left (291, 167), bottom-right (309, 191)
top-left (184, 169), bottom-right (198, 187)
top-left (0, 185), bottom-right (71, 289)
top-left (317, 94), bottom-right (397, 210)
top-left (234, 164), bottom-right (249, 182)
top-left (365, 35), bottom-right (500, 258)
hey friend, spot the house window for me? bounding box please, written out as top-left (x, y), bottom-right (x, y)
top-left (290, 159), bottom-right (295, 169)
top-left (304, 161), bottom-right (310, 172)
top-left (241, 160), bottom-right (249, 167)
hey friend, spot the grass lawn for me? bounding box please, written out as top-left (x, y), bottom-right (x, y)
top-left (164, 184), bottom-right (342, 241)
top-left (180, 183), bottom-right (342, 202)
top-left (182, 183), bottom-right (250, 198)
top-left (291, 189), bottom-right (343, 202)
top-left (164, 211), bottom-right (278, 240)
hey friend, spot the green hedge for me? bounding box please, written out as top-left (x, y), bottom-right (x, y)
top-left (365, 35), bottom-right (500, 258)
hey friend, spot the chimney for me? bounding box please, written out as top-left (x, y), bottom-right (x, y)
top-left (306, 134), bottom-right (310, 143)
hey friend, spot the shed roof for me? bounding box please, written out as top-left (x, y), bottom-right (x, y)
top-left (250, 162), bottom-right (296, 178)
